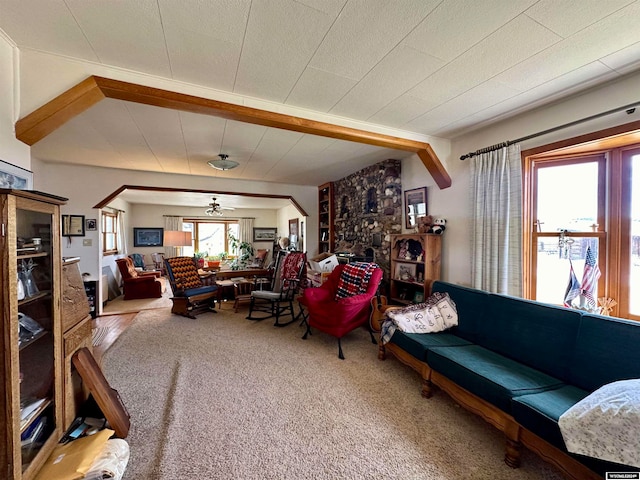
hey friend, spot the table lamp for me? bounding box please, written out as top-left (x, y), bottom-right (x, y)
top-left (163, 230), bottom-right (192, 257)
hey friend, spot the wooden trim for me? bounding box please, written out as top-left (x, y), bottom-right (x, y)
top-left (16, 76), bottom-right (452, 189)
top-left (93, 185), bottom-right (309, 217)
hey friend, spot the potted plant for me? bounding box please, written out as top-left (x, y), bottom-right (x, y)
top-left (194, 251), bottom-right (208, 269)
top-left (228, 233), bottom-right (254, 270)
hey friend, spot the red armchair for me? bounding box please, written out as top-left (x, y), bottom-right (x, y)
top-left (115, 257), bottom-right (163, 300)
top-left (300, 263), bottom-right (383, 359)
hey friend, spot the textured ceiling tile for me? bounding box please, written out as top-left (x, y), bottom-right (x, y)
top-left (525, 0), bottom-right (634, 37)
top-left (496, 2), bottom-right (640, 91)
top-left (125, 103), bottom-right (187, 160)
top-left (329, 45), bottom-right (445, 118)
top-left (406, 80), bottom-right (521, 134)
top-left (234, 0), bottom-right (335, 102)
top-left (309, 0), bottom-right (440, 80)
top-left (368, 94), bottom-right (439, 128)
top-left (600, 41), bottom-right (640, 74)
top-left (440, 62), bottom-right (618, 138)
top-left (65, 0), bottom-right (171, 77)
top-left (285, 67), bottom-right (357, 112)
top-left (404, 0), bottom-right (537, 62)
top-left (165, 30), bottom-right (241, 91)
top-left (0, 0), bottom-right (98, 60)
top-left (410, 15), bottom-right (559, 103)
top-left (293, 0), bottom-right (348, 17)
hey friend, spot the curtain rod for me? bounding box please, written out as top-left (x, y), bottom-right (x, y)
top-left (459, 101), bottom-right (640, 160)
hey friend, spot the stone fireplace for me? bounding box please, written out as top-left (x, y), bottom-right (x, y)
top-left (332, 159), bottom-right (402, 291)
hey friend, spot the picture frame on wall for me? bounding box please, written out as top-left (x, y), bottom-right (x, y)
top-left (85, 218), bottom-right (98, 231)
top-left (62, 215), bottom-right (86, 237)
top-left (253, 227), bottom-right (277, 242)
top-left (133, 227), bottom-right (164, 247)
top-left (404, 187), bottom-right (428, 229)
top-left (0, 160), bottom-right (33, 190)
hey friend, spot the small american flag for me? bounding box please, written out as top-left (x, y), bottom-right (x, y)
top-left (580, 246), bottom-right (601, 309)
top-left (563, 261), bottom-right (581, 308)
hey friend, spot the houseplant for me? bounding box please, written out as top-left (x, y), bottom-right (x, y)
top-left (228, 233), bottom-right (254, 270)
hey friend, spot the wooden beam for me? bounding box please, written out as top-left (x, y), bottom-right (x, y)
top-left (16, 76), bottom-right (452, 189)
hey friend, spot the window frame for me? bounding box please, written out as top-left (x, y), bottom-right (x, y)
top-left (102, 211), bottom-right (118, 255)
top-left (182, 218), bottom-right (239, 256)
top-left (522, 121), bottom-right (640, 321)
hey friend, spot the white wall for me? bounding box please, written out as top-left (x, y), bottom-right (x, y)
top-left (277, 203), bottom-right (306, 252)
top-left (0, 33), bottom-right (30, 168)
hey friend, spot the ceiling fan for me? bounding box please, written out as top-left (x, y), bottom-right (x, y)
top-left (205, 197), bottom-right (234, 216)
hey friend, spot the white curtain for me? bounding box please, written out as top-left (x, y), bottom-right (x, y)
top-left (470, 144), bottom-right (522, 296)
top-left (164, 216), bottom-right (183, 257)
top-left (117, 211), bottom-right (127, 256)
top-left (239, 218), bottom-right (254, 245)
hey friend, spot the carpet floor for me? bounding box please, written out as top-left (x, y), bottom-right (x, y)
top-left (102, 308), bottom-right (564, 480)
top-left (102, 278), bottom-right (172, 315)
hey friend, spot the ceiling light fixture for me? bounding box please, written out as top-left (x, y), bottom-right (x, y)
top-left (205, 197), bottom-right (226, 216)
top-left (207, 153), bottom-right (239, 171)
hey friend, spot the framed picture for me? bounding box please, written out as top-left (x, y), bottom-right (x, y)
top-left (0, 160), bottom-right (33, 190)
top-left (85, 218), bottom-right (97, 231)
top-left (413, 291), bottom-right (425, 304)
top-left (133, 227), bottom-right (164, 247)
top-left (394, 263), bottom-right (416, 282)
top-left (289, 218), bottom-right (299, 237)
top-left (404, 187), bottom-right (428, 229)
top-left (253, 227), bottom-right (277, 242)
top-left (62, 215), bottom-right (85, 237)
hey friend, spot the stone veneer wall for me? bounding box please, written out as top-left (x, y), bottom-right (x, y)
top-left (332, 159), bottom-right (402, 291)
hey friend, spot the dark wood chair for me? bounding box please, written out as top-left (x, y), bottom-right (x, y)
top-left (164, 256), bottom-right (218, 318)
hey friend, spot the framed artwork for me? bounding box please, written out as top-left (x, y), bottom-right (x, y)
top-left (404, 187), bottom-right (428, 229)
top-left (289, 218), bottom-right (299, 237)
top-left (253, 227), bottom-right (277, 242)
top-left (413, 291), bottom-right (425, 303)
top-left (0, 160), bottom-right (33, 190)
top-left (394, 263), bottom-right (416, 282)
top-left (62, 215), bottom-right (85, 237)
top-left (85, 218), bottom-right (97, 231)
top-left (133, 227), bottom-right (164, 247)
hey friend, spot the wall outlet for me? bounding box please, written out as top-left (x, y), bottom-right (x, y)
top-left (83, 239), bottom-right (92, 246)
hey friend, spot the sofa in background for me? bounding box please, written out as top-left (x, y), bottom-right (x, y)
top-left (376, 280), bottom-right (640, 479)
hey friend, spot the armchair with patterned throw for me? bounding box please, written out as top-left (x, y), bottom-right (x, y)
top-left (115, 257), bottom-right (163, 300)
top-left (164, 256), bottom-right (218, 318)
top-left (247, 250), bottom-right (306, 326)
top-left (300, 262), bottom-right (382, 359)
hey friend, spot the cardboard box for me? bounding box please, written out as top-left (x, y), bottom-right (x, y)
top-left (307, 270), bottom-right (332, 287)
top-left (308, 253), bottom-right (339, 272)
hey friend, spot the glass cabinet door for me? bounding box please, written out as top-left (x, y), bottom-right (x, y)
top-left (15, 202), bottom-right (58, 474)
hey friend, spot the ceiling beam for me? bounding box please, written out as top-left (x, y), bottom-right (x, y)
top-left (15, 75), bottom-right (452, 189)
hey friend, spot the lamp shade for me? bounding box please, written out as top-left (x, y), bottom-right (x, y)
top-left (163, 230), bottom-right (192, 247)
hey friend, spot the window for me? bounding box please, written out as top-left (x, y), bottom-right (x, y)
top-left (102, 211), bottom-right (118, 255)
top-left (181, 219), bottom-right (239, 257)
top-left (524, 138), bottom-right (640, 321)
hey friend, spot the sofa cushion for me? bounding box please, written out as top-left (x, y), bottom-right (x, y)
top-left (477, 294), bottom-right (581, 382)
top-left (428, 345), bottom-right (565, 412)
top-left (181, 285), bottom-right (217, 297)
top-left (570, 314), bottom-right (640, 392)
top-left (511, 385), bottom-right (589, 449)
top-left (431, 281), bottom-right (488, 343)
top-left (389, 330), bottom-right (471, 362)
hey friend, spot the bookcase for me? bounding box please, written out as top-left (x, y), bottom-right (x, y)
top-left (389, 233), bottom-right (441, 305)
top-left (0, 189), bottom-right (67, 479)
top-left (318, 182), bottom-right (334, 254)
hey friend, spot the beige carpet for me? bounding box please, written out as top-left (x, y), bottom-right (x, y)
top-left (102, 278), bottom-right (172, 315)
top-left (102, 308), bottom-right (564, 480)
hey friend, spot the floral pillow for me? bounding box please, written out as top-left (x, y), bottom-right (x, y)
top-left (385, 292), bottom-right (458, 334)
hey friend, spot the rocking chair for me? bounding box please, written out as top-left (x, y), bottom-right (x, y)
top-left (164, 256), bottom-right (218, 318)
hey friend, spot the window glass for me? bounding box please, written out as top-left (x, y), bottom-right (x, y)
top-left (536, 162), bottom-right (599, 232)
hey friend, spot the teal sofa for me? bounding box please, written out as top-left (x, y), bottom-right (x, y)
top-left (378, 280), bottom-right (640, 480)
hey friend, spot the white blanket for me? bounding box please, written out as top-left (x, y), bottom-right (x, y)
top-left (559, 379), bottom-right (640, 468)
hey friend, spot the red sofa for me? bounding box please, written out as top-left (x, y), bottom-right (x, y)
top-left (115, 257), bottom-right (163, 300)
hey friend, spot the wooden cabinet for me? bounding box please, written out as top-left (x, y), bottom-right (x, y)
top-left (0, 189), bottom-right (67, 479)
top-left (318, 182), bottom-right (334, 254)
top-left (389, 233), bottom-right (441, 305)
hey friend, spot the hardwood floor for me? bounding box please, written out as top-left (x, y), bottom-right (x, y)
top-left (92, 313), bottom-right (137, 364)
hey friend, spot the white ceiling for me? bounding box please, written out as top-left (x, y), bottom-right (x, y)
top-left (2, 0), bottom-right (640, 206)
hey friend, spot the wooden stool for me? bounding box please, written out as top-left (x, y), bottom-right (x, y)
top-left (233, 280), bottom-right (253, 312)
